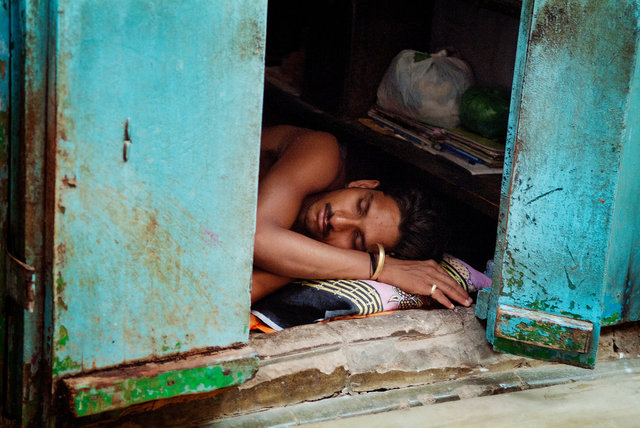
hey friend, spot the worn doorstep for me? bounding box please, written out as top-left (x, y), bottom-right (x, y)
top-left (81, 306), bottom-right (640, 427)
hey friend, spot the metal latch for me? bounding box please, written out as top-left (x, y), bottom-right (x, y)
top-left (6, 251), bottom-right (36, 312)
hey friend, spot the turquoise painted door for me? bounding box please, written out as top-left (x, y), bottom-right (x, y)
top-left (477, 0), bottom-right (640, 367)
top-left (4, 0), bottom-right (267, 423)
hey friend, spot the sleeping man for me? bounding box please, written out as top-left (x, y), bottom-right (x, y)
top-left (252, 125), bottom-right (472, 309)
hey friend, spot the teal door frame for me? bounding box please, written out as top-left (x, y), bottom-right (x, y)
top-left (477, 0), bottom-right (640, 367)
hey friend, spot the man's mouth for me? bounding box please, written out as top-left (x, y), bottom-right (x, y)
top-left (318, 203), bottom-right (331, 238)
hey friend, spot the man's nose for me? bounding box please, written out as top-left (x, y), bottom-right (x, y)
top-left (330, 211), bottom-right (359, 230)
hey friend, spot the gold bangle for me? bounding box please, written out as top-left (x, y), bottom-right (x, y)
top-left (369, 243), bottom-right (385, 281)
top-left (369, 251), bottom-right (376, 278)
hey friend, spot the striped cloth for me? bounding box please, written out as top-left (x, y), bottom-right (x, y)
top-left (251, 254), bottom-right (491, 331)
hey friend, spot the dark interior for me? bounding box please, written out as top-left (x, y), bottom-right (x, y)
top-left (262, 0), bottom-right (523, 269)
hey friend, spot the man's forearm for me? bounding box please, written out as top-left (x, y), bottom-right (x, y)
top-left (253, 228), bottom-right (371, 280)
top-left (251, 269), bottom-right (292, 303)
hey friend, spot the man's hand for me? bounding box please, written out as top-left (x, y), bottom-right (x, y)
top-left (381, 258), bottom-right (472, 309)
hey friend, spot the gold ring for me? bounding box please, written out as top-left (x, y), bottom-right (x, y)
top-left (431, 284), bottom-right (438, 294)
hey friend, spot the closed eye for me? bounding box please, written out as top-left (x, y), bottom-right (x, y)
top-left (357, 193), bottom-right (373, 216)
top-left (357, 198), bottom-right (365, 215)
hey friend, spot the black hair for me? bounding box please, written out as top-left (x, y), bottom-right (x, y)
top-left (377, 184), bottom-right (450, 261)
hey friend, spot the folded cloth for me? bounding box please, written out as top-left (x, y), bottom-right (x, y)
top-left (251, 254), bottom-right (491, 331)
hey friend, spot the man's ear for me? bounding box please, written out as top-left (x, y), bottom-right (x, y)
top-left (347, 179), bottom-right (380, 189)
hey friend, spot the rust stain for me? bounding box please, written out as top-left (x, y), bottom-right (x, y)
top-left (62, 175), bottom-right (77, 187)
top-left (56, 79), bottom-right (72, 143)
top-left (234, 16), bottom-right (266, 62)
top-left (56, 242), bottom-right (67, 266)
top-left (144, 213), bottom-right (159, 235)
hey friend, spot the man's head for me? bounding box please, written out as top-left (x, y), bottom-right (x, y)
top-left (376, 182), bottom-right (449, 260)
top-left (297, 180), bottom-right (448, 260)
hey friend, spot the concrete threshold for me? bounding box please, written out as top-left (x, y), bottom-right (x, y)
top-left (91, 307), bottom-right (640, 427)
top-left (210, 358), bottom-right (640, 427)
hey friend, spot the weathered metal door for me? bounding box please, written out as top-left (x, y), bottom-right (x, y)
top-left (477, 0), bottom-right (640, 367)
top-left (3, 0), bottom-right (267, 424)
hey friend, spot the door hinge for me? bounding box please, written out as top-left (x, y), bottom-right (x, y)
top-left (6, 250), bottom-right (36, 312)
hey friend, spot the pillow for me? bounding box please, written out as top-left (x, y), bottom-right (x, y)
top-left (251, 254), bottom-right (491, 331)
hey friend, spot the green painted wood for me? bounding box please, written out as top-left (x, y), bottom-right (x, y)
top-left (63, 347), bottom-right (258, 417)
top-left (494, 304), bottom-right (593, 353)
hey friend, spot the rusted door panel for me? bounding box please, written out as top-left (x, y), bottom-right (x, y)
top-left (0, 0), bottom-right (266, 426)
top-left (3, 0), bottom-right (50, 424)
top-left (51, 0), bottom-right (265, 374)
top-left (4, 0), bottom-right (266, 423)
top-left (477, 0), bottom-right (640, 367)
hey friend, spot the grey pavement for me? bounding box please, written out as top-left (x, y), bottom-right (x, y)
top-left (305, 359), bottom-right (640, 427)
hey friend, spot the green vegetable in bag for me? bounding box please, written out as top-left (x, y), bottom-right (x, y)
top-left (460, 87), bottom-right (510, 140)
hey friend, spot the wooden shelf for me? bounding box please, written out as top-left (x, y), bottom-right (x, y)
top-left (263, 81), bottom-right (503, 220)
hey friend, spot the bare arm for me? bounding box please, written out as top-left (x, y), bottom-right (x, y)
top-left (254, 126), bottom-right (371, 279)
top-left (251, 269), bottom-right (292, 303)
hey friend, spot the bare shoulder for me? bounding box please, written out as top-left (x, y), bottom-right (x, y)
top-left (261, 125), bottom-right (300, 152)
top-left (260, 125), bottom-right (344, 197)
top-left (262, 125), bottom-right (338, 153)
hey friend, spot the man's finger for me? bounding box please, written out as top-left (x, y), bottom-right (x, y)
top-left (431, 289), bottom-right (455, 310)
top-left (433, 275), bottom-right (472, 306)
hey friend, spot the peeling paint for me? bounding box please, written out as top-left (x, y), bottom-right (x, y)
top-left (495, 305), bottom-right (592, 353)
top-left (602, 312), bottom-right (620, 325)
top-left (53, 356), bottom-right (82, 377)
top-left (63, 349), bottom-right (258, 417)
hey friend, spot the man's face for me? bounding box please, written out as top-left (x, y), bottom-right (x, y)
top-left (298, 180), bottom-right (401, 251)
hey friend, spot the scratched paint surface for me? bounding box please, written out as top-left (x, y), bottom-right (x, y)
top-left (485, 0), bottom-right (640, 365)
top-left (51, 1), bottom-right (266, 376)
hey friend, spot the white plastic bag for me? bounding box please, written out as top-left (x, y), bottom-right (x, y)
top-left (376, 49), bottom-right (474, 129)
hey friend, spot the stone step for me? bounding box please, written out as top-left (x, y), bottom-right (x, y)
top-left (80, 307), bottom-right (640, 427)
